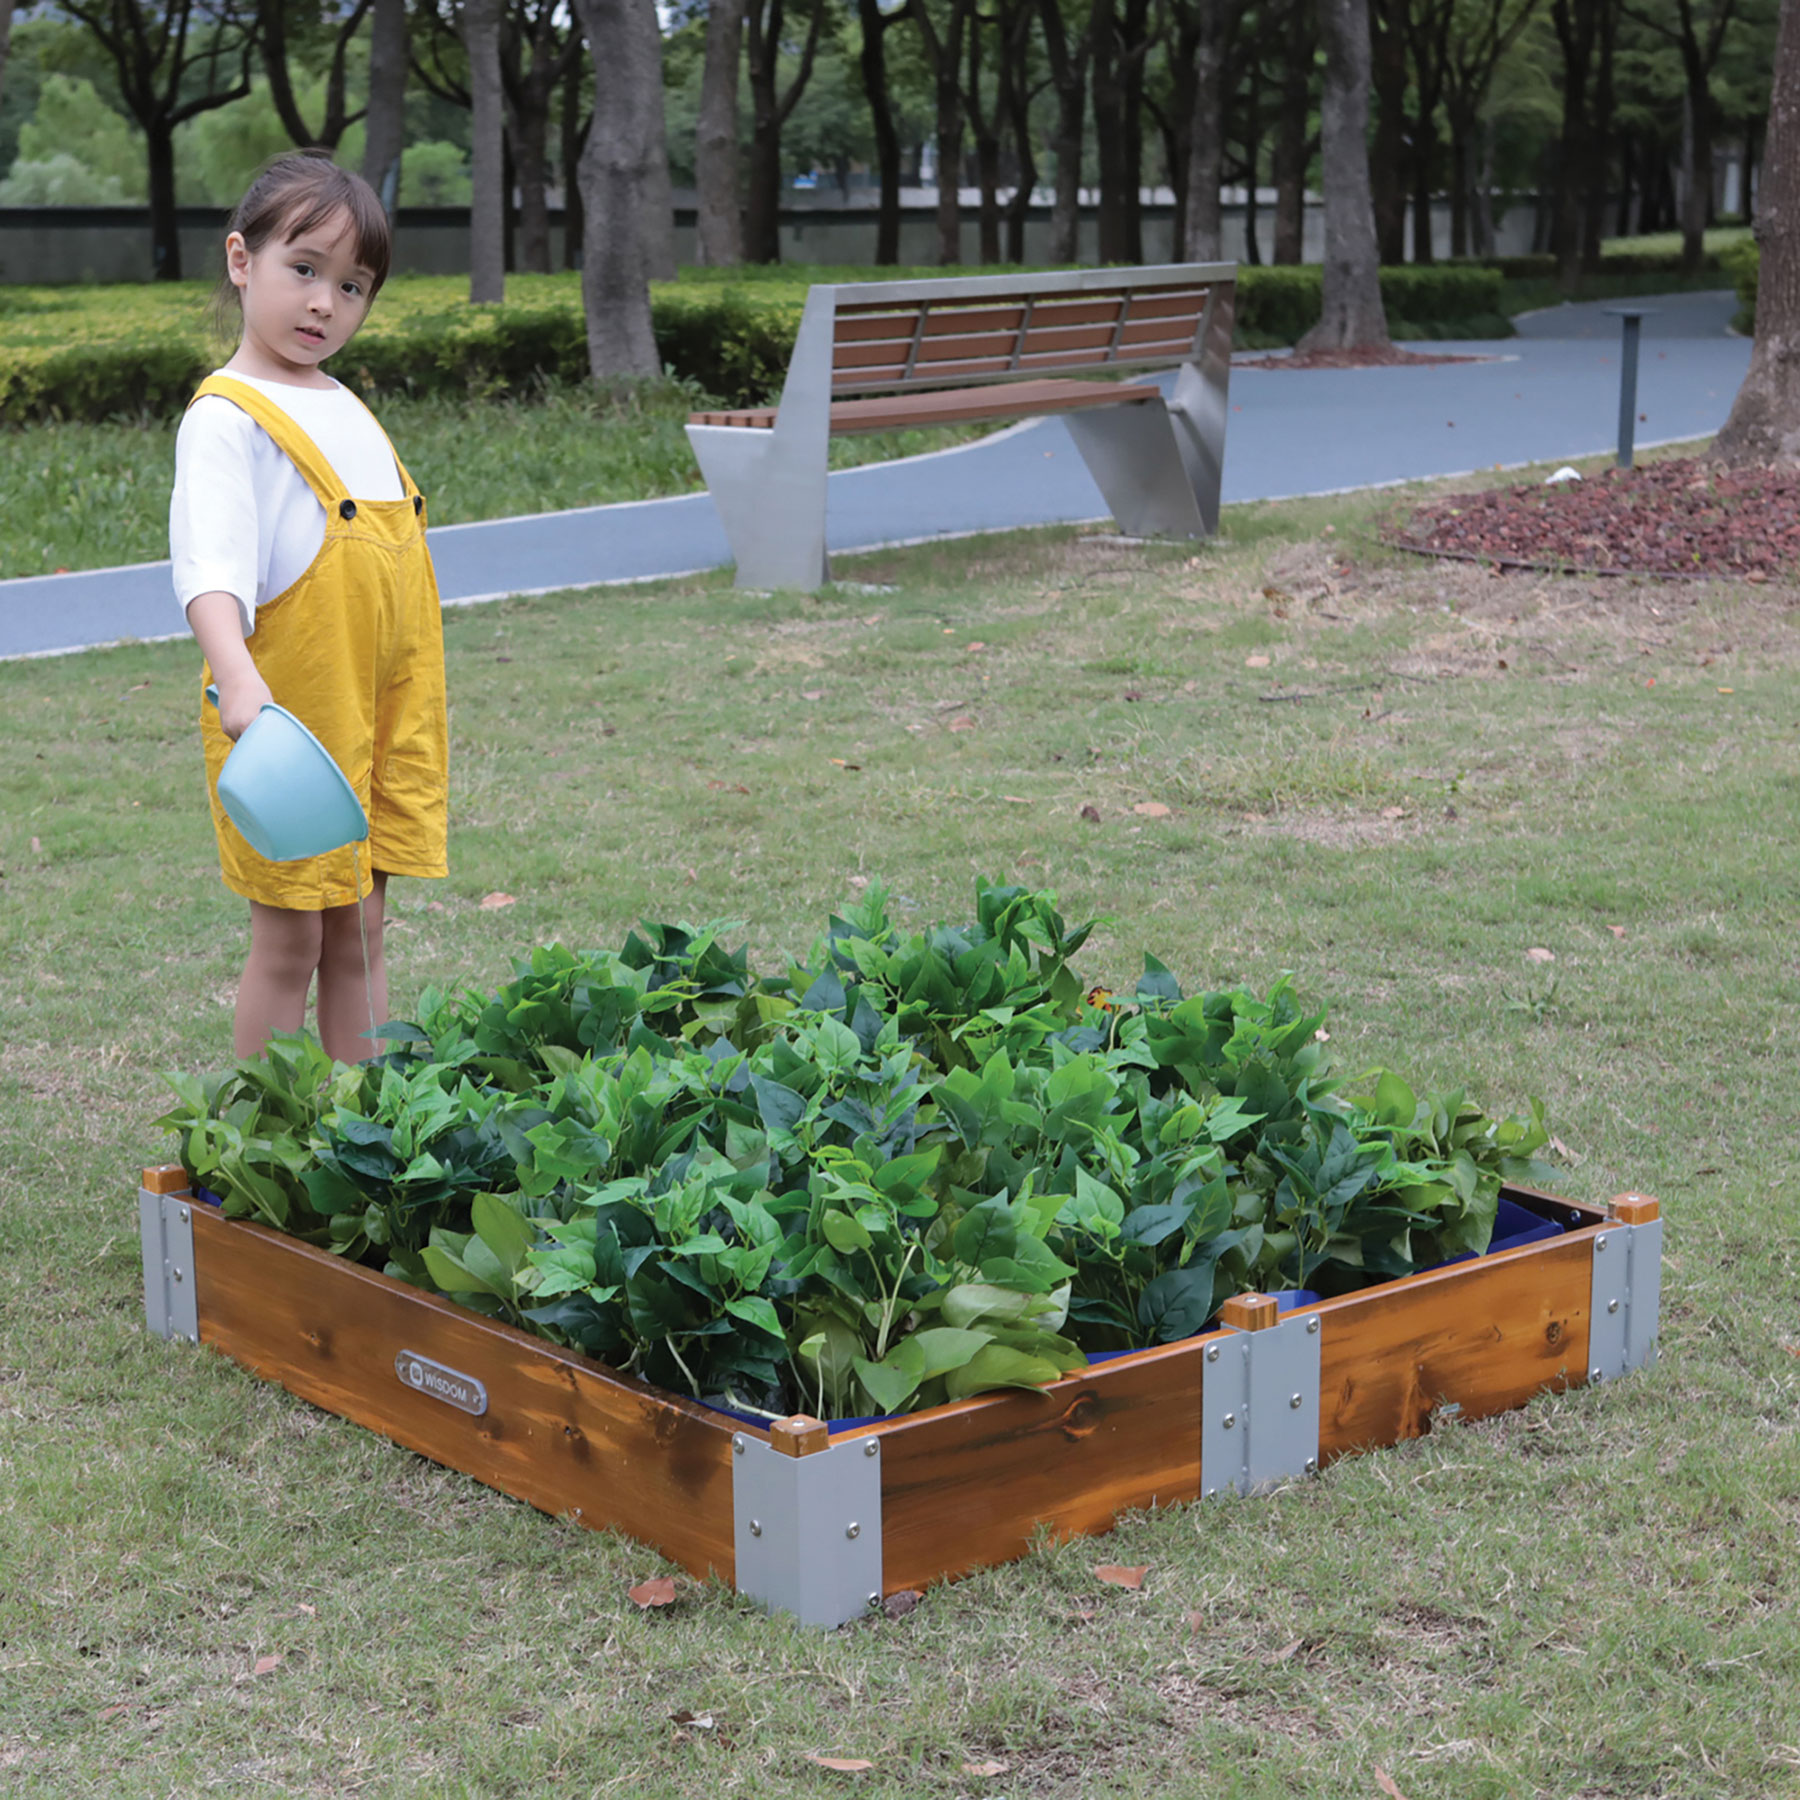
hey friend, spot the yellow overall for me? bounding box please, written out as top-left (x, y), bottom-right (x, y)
top-left (196, 374), bottom-right (448, 910)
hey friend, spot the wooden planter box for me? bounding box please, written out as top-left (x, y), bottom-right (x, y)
top-left (138, 1166), bottom-right (1661, 1627)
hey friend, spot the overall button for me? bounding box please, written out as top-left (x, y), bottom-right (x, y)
top-left (413, 494), bottom-right (423, 515)
top-left (339, 499), bottom-right (357, 520)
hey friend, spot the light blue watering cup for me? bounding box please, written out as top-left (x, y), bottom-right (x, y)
top-left (206, 686), bottom-right (368, 863)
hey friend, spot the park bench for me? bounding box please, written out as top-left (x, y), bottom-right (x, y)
top-left (685, 262), bottom-right (1237, 591)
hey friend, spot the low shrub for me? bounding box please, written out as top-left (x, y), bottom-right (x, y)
top-left (2, 262), bottom-right (1510, 426)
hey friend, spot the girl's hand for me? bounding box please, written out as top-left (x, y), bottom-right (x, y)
top-left (186, 590), bottom-right (270, 738)
top-left (213, 669), bottom-right (274, 740)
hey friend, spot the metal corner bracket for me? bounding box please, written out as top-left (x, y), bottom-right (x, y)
top-left (1201, 1309), bottom-right (1323, 1498)
top-left (139, 1185), bottom-right (199, 1344)
top-left (1587, 1215), bottom-right (1663, 1383)
top-left (731, 1430), bottom-right (883, 1628)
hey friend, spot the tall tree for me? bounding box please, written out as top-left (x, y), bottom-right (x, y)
top-left (909, 0), bottom-right (978, 263)
top-left (1091, 0), bottom-right (1154, 261)
top-left (259, 0), bottom-right (370, 150)
top-left (1368, 0), bottom-right (1410, 261)
top-left (462, 0), bottom-right (506, 301)
top-left (1404, 0), bottom-right (1455, 260)
top-left (570, 0), bottom-right (662, 377)
top-left (1036, 0), bottom-right (1095, 262)
top-left (1623, 0), bottom-right (1744, 270)
top-left (499, 0), bottom-right (583, 273)
top-left (1714, 0), bottom-right (1799, 459)
top-left (1548, 0), bottom-right (1614, 286)
top-left (743, 0), bottom-right (828, 262)
top-left (362, 0), bottom-right (408, 209)
top-left (0, 0), bottom-right (17, 121)
top-left (1270, 0), bottom-right (1317, 262)
top-left (696, 0), bottom-right (748, 263)
top-left (1182, 0), bottom-right (1233, 258)
top-left (1440, 0), bottom-right (1540, 257)
top-left (1300, 0), bottom-right (1389, 347)
top-left (857, 0), bottom-right (907, 262)
top-left (59, 0), bottom-right (259, 280)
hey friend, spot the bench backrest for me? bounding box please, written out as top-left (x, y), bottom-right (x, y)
top-left (820, 264), bottom-right (1236, 397)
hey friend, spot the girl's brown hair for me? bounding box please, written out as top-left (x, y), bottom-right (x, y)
top-left (211, 151), bottom-right (392, 334)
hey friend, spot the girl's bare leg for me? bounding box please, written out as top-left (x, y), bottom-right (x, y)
top-left (317, 871), bottom-right (388, 1064)
top-left (237, 902), bottom-right (324, 1058)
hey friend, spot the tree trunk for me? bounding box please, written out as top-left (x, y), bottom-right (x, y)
top-left (967, 14), bottom-right (1003, 262)
top-left (147, 118), bottom-right (182, 281)
top-left (1184, 0), bottom-right (1228, 260)
top-left (0, 0), bottom-right (14, 120)
top-left (1092, 0), bottom-right (1133, 261)
top-left (1298, 0), bottom-right (1389, 349)
top-left (512, 103), bottom-right (555, 272)
top-left (1271, 0), bottom-right (1311, 263)
top-left (696, 0), bottom-right (747, 264)
top-left (1447, 103), bottom-right (1470, 255)
top-left (858, 0), bottom-right (903, 263)
top-left (743, 0), bottom-right (785, 263)
top-left (1242, 85), bottom-right (1263, 264)
top-left (464, 0), bottom-right (508, 303)
top-left (563, 54), bottom-right (589, 268)
top-left (1681, 75), bottom-right (1712, 272)
top-left (363, 0), bottom-right (408, 211)
top-left (642, 31), bottom-right (678, 281)
top-left (1714, 0), bottom-right (1800, 462)
top-left (1369, 0), bottom-right (1408, 263)
top-left (1412, 114), bottom-right (1436, 261)
top-left (999, 1), bottom-right (1037, 263)
top-left (1038, 0), bottom-right (1090, 263)
top-left (570, 0), bottom-right (661, 378)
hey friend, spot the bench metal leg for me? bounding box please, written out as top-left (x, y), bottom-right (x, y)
top-left (1063, 401), bottom-right (1209, 539)
top-left (1166, 282), bottom-right (1235, 534)
top-left (686, 424), bottom-right (831, 591)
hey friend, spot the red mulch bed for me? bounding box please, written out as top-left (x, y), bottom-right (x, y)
top-left (1238, 345), bottom-right (1493, 370)
top-left (1382, 457), bottom-right (1800, 580)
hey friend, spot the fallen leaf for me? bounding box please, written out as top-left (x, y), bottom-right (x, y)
top-left (1079, 804), bottom-right (1102, 822)
top-left (966, 640), bottom-right (987, 652)
top-left (1784, 1343), bottom-right (1800, 1359)
top-left (1524, 947), bottom-right (1555, 964)
top-left (1374, 1769), bottom-right (1412, 1800)
top-left (1380, 806), bottom-right (1407, 820)
top-left (807, 1756), bottom-right (874, 1772)
top-left (479, 892), bottom-right (517, 910)
top-left (1093, 1563), bottom-right (1149, 1589)
top-left (829, 758), bottom-right (862, 770)
top-left (706, 779), bottom-right (751, 793)
top-left (1000, 795), bottom-right (1032, 805)
top-left (1185, 1609), bottom-right (1206, 1634)
top-left (629, 1576), bottom-right (678, 1609)
top-left (99, 1704), bottom-right (132, 1721)
top-left (848, 875), bottom-right (869, 889)
top-left (1132, 802), bottom-right (1171, 818)
top-left (881, 1589), bottom-right (923, 1620)
top-left (296, 1603), bottom-right (316, 1617)
top-left (1245, 654), bottom-right (1271, 668)
top-left (1267, 1637), bottom-right (1306, 1664)
top-left (1123, 689), bottom-right (1144, 701)
top-left (30, 837), bottom-right (41, 853)
top-left (801, 689), bottom-right (825, 701)
top-left (947, 716), bottom-right (977, 732)
top-left (963, 1760), bottom-right (1009, 1777)
top-left (126, 680), bottom-right (152, 694)
top-left (1717, 686), bottom-right (1734, 695)
top-left (1608, 925), bottom-right (1627, 939)
top-left (1065, 1607), bottom-right (1097, 1624)
top-left (253, 1654), bottom-right (282, 1676)
top-left (670, 1710), bottom-right (716, 1729)
top-left (426, 901), bottom-right (446, 913)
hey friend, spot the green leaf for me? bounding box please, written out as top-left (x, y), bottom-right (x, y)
top-left (471, 1191), bottom-right (536, 1278)
top-left (820, 1209), bottom-right (872, 1254)
top-left (943, 1343), bottom-right (1064, 1400)
top-left (723, 1295), bottom-right (784, 1341)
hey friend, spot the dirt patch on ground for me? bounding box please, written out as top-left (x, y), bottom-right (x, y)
top-left (1238, 346), bottom-right (1495, 370)
top-left (1383, 456), bottom-right (1800, 579)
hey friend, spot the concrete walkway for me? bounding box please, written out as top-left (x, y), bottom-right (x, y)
top-left (1, 290), bottom-right (1748, 662)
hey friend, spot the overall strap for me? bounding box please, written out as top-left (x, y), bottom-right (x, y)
top-left (342, 384), bottom-right (420, 500)
top-left (189, 374), bottom-right (347, 507)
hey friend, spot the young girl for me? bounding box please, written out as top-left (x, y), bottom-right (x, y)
top-left (173, 152), bottom-right (447, 1065)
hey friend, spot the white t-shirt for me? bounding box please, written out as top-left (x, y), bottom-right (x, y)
top-left (169, 372), bottom-right (407, 637)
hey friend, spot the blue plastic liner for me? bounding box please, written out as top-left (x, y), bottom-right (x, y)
top-left (1427, 1196), bottom-right (1563, 1271)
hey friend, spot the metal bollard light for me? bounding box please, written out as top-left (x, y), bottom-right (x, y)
top-left (1602, 306), bottom-right (1657, 469)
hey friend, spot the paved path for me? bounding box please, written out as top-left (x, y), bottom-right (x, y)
top-left (1, 290), bottom-right (1748, 662)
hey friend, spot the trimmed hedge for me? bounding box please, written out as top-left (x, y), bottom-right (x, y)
top-left (1721, 239), bottom-right (1758, 334)
top-left (1, 263), bottom-right (1507, 426)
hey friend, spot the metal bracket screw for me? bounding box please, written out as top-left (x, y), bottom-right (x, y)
top-left (1306, 1316), bottom-right (1320, 1335)
top-left (749, 1519), bottom-right (763, 1536)
top-left (733, 1436), bottom-right (746, 1455)
top-left (1595, 1234), bottom-right (1608, 1252)
top-left (1221, 1412), bottom-right (1236, 1429)
top-left (1608, 1299), bottom-right (1620, 1313)
top-left (845, 1522), bottom-right (860, 1539)
top-left (863, 1440), bottom-right (879, 1458)
top-left (1289, 1392), bottom-right (1303, 1409)
top-left (1205, 1343), bottom-right (1221, 1362)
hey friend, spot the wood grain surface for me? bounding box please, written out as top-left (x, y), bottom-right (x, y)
top-left (189, 1207), bottom-right (741, 1582)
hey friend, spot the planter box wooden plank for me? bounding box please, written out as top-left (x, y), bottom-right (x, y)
top-left (186, 1200), bottom-right (741, 1586)
top-left (139, 1168), bottom-right (1659, 1626)
top-left (868, 1339), bottom-right (1204, 1592)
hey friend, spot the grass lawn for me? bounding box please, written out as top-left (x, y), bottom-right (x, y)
top-left (2, 467), bottom-right (1797, 1798)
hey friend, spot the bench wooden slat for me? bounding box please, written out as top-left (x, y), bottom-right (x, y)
top-left (690, 375), bottom-right (1163, 435)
